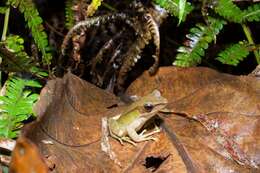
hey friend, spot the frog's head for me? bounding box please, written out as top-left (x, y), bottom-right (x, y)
top-left (140, 90), bottom-right (168, 113)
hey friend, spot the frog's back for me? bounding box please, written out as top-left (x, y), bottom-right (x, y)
top-left (116, 109), bottom-right (140, 126)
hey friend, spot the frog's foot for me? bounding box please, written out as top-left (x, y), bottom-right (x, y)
top-left (139, 129), bottom-right (147, 136)
top-left (110, 132), bottom-right (124, 145)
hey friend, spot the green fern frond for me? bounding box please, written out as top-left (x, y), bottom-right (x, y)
top-left (65, 0), bottom-right (75, 29)
top-left (216, 42), bottom-right (250, 66)
top-left (214, 0), bottom-right (244, 23)
top-left (0, 35), bottom-right (48, 77)
top-left (242, 3), bottom-right (260, 22)
top-left (87, 0), bottom-right (103, 17)
top-left (7, 0), bottom-right (52, 65)
top-left (178, 0), bottom-right (186, 24)
top-left (0, 77), bottom-right (41, 138)
top-left (215, 0), bottom-right (260, 23)
top-left (153, 0), bottom-right (193, 22)
top-left (173, 18), bottom-right (226, 67)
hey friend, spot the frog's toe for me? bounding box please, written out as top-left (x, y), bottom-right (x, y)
top-left (154, 126), bottom-right (161, 133)
top-left (139, 129), bottom-right (147, 136)
top-left (117, 138), bottom-right (124, 145)
top-left (142, 136), bottom-right (158, 142)
top-left (150, 137), bottom-right (158, 142)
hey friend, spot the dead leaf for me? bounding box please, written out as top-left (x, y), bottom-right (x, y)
top-left (9, 137), bottom-right (48, 173)
top-left (10, 67), bottom-right (260, 172)
top-left (20, 72), bottom-right (123, 172)
top-left (126, 67), bottom-right (260, 172)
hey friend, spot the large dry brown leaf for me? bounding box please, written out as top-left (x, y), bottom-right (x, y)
top-left (126, 67), bottom-right (260, 173)
top-left (9, 67), bottom-right (260, 173)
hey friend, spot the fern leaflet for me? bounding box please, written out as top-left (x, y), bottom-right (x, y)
top-left (173, 17), bottom-right (226, 67)
top-left (216, 42), bottom-right (250, 66)
top-left (153, 0), bottom-right (193, 22)
top-left (0, 77), bottom-right (41, 138)
top-left (215, 0), bottom-right (260, 23)
top-left (0, 35), bottom-right (48, 77)
top-left (242, 3), bottom-right (260, 22)
top-left (214, 0), bottom-right (244, 23)
top-left (178, 0), bottom-right (186, 24)
top-left (7, 0), bottom-right (52, 65)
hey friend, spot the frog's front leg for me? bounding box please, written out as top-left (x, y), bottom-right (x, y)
top-left (139, 125), bottom-right (161, 138)
top-left (127, 127), bottom-right (158, 142)
top-left (127, 119), bottom-right (161, 143)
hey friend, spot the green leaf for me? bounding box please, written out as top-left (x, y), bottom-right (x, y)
top-left (214, 0), bottom-right (260, 23)
top-left (7, 0), bottom-right (52, 65)
top-left (214, 0), bottom-right (244, 23)
top-left (178, 0), bottom-right (186, 25)
top-left (153, 0), bottom-right (193, 22)
top-left (173, 17), bottom-right (226, 67)
top-left (242, 3), bottom-right (260, 22)
top-left (216, 42), bottom-right (250, 66)
top-left (0, 77), bottom-right (40, 138)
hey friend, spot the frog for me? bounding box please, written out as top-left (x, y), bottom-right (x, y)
top-left (108, 89), bottom-right (168, 146)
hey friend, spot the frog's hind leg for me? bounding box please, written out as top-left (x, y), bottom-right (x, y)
top-left (108, 125), bottom-right (124, 145)
top-left (110, 132), bottom-right (124, 145)
top-left (108, 117), bottom-right (126, 145)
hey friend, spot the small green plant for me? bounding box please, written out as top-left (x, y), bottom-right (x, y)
top-left (173, 17), bottom-right (226, 67)
top-left (6, 0), bottom-right (52, 65)
top-left (0, 77), bottom-right (41, 138)
top-left (0, 0), bottom-right (50, 139)
top-left (155, 0), bottom-right (260, 67)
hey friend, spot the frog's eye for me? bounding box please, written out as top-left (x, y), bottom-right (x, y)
top-left (144, 102), bottom-right (154, 112)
